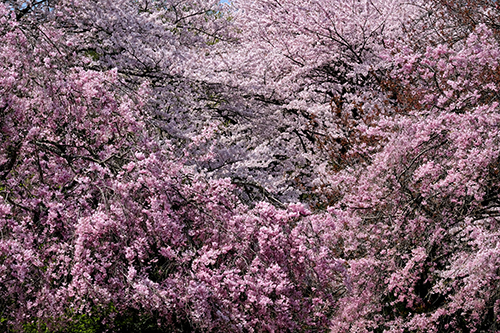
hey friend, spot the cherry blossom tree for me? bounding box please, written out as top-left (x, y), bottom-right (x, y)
top-left (324, 2), bottom-right (500, 331)
top-left (211, 0), bottom-right (500, 330)
top-left (2, 0), bottom-right (500, 331)
top-left (0, 2), bottom-right (346, 332)
top-left (198, 0), bottom-right (419, 205)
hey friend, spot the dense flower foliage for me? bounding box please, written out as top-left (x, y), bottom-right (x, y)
top-left (0, 2), bottom-right (346, 331)
top-left (1, 0), bottom-right (500, 332)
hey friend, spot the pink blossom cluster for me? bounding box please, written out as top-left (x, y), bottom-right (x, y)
top-left (1, 0), bottom-right (500, 331)
top-left (0, 3), bottom-right (345, 331)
